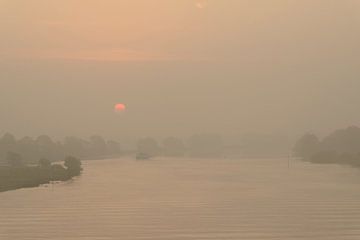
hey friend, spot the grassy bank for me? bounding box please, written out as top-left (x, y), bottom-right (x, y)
top-left (0, 157), bottom-right (82, 193)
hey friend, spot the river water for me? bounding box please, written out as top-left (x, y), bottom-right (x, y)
top-left (1, 157), bottom-right (360, 240)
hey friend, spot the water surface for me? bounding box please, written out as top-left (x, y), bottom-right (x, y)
top-left (1, 157), bottom-right (360, 240)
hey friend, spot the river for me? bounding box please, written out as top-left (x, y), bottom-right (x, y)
top-left (1, 157), bottom-right (360, 239)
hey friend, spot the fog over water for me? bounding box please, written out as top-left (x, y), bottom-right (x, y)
top-left (1, 158), bottom-right (360, 240)
top-left (1, 1), bottom-right (360, 239)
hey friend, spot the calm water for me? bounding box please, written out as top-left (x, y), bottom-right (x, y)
top-left (1, 157), bottom-right (360, 240)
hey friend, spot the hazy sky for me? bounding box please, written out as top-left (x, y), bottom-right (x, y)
top-left (0, 0), bottom-right (359, 140)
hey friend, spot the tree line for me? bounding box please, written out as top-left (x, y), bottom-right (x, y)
top-left (0, 133), bottom-right (121, 165)
top-left (0, 155), bottom-right (82, 192)
top-left (293, 126), bottom-right (360, 167)
top-left (136, 134), bottom-right (224, 158)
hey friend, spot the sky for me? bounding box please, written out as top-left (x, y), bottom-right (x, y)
top-left (0, 0), bottom-right (360, 140)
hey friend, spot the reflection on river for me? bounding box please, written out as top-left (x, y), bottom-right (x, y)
top-left (1, 157), bottom-right (360, 240)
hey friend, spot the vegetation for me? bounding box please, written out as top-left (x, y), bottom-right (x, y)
top-left (0, 155), bottom-right (82, 193)
top-left (294, 126), bottom-right (360, 168)
top-left (293, 133), bottom-right (320, 159)
top-left (64, 156), bottom-right (82, 176)
top-left (136, 135), bottom-right (224, 158)
top-left (0, 133), bottom-right (121, 165)
top-left (162, 137), bottom-right (186, 157)
top-left (137, 137), bottom-right (160, 158)
top-left (187, 134), bottom-right (224, 158)
top-left (6, 151), bottom-right (24, 168)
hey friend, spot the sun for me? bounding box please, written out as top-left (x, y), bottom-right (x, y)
top-left (196, 0), bottom-right (208, 9)
top-left (114, 103), bottom-right (126, 113)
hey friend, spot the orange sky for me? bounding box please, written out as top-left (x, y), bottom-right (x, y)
top-left (1, 1), bottom-right (360, 138)
top-left (0, 0), bottom-right (299, 62)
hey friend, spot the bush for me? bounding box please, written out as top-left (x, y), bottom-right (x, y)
top-left (64, 156), bottom-right (82, 177)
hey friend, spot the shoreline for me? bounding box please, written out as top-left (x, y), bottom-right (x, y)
top-left (0, 158), bottom-right (82, 193)
top-left (0, 166), bottom-right (79, 193)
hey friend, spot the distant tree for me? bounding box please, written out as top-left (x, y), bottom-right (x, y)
top-left (36, 135), bottom-right (59, 161)
top-left (337, 152), bottom-right (359, 166)
top-left (89, 135), bottom-right (107, 156)
top-left (38, 158), bottom-right (51, 168)
top-left (239, 133), bottom-right (290, 158)
top-left (107, 140), bottom-right (121, 155)
top-left (162, 137), bottom-right (186, 157)
top-left (310, 150), bottom-right (339, 164)
top-left (51, 164), bottom-right (68, 180)
top-left (137, 138), bottom-right (160, 157)
top-left (293, 133), bottom-right (320, 159)
top-left (298, 126), bottom-right (360, 167)
top-left (1, 133), bottom-right (16, 145)
top-left (0, 133), bottom-right (17, 162)
top-left (188, 134), bottom-right (224, 158)
top-left (64, 156), bottom-right (82, 176)
top-left (6, 151), bottom-right (23, 167)
top-left (17, 136), bottom-right (39, 163)
top-left (63, 137), bottom-right (87, 158)
top-left (321, 126), bottom-right (360, 154)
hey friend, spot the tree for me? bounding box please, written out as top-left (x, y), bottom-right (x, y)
top-left (36, 135), bottom-right (59, 161)
top-left (63, 136), bottom-right (87, 158)
top-left (6, 151), bottom-right (23, 167)
top-left (64, 156), bottom-right (82, 176)
top-left (137, 138), bottom-right (160, 157)
top-left (38, 158), bottom-right (51, 168)
top-left (51, 164), bottom-right (68, 180)
top-left (89, 135), bottom-right (107, 156)
top-left (1, 133), bottom-right (16, 145)
top-left (162, 137), bottom-right (186, 157)
top-left (321, 126), bottom-right (360, 154)
top-left (17, 136), bottom-right (39, 163)
top-left (310, 150), bottom-right (339, 164)
top-left (293, 133), bottom-right (320, 159)
top-left (107, 140), bottom-right (121, 155)
top-left (0, 133), bottom-right (17, 163)
top-left (188, 134), bottom-right (224, 158)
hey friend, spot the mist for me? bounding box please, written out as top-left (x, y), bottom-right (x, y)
top-left (1, 0), bottom-right (359, 141)
top-left (2, 1), bottom-right (360, 239)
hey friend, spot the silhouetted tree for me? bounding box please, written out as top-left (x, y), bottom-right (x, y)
top-left (188, 134), bottom-right (224, 158)
top-left (89, 135), bottom-right (107, 156)
top-left (63, 136), bottom-right (87, 158)
top-left (321, 126), bottom-right (360, 154)
top-left (38, 158), bottom-right (51, 168)
top-left (0, 133), bottom-right (17, 162)
top-left (293, 133), bottom-right (320, 159)
top-left (137, 138), bottom-right (160, 157)
top-left (1, 133), bottom-right (16, 145)
top-left (36, 135), bottom-right (59, 161)
top-left (0, 132), bottom-right (120, 165)
top-left (162, 137), bottom-right (186, 157)
top-left (64, 156), bottom-right (82, 176)
top-left (310, 150), bottom-right (339, 164)
top-left (6, 152), bottom-right (23, 168)
top-left (107, 140), bottom-right (121, 155)
top-left (17, 136), bottom-right (39, 163)
top-left (50, 164), bottom-right (68, 180)
top-left (239, 133), bottom-right (290, 158)
top-left (295, 126), bottom-right (360, 167)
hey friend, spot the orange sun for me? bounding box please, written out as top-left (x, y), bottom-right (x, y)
top-left (196, 0), bottom-right (208, 9)
top-left (114, 103), bottom-right (126, 113)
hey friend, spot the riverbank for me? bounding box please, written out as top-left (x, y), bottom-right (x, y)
top-left (0, 157), bottom-right (82, 193)
top-left (303, 153), bottom-right (360, 169)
